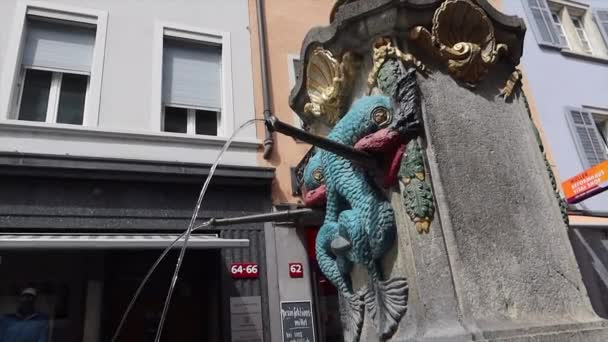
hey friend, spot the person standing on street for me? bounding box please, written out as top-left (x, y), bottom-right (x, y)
top-left (0, 288), bottom-right (49, 342)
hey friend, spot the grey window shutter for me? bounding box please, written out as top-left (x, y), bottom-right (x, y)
top-left (23, 19), bottom-right (96, 74)
top-left (566, 108), bottom-right (608, 169)
top-left (522, 0), bottom-right (565, 48)
top-left (292, 58), bottom-right (302, 85)
top-left (162, 39), bottom-right (222, 110)
top-left (593, 9), bottom-right (608, 46)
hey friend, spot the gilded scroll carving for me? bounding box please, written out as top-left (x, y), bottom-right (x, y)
top-left (499, 69), bottom-right (523, 100)
top-left (367, 38), bottom-right (425, 93)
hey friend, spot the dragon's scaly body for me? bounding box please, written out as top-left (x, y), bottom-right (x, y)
top-left (321, 96), bottom-right (396, 273)
top-left (304, 95), bottom-right (407, 341)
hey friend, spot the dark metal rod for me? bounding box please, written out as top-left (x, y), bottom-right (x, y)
top-left (194, 207), bottom-right (322, 229)
top-left (265, 116), bottom-right (378, 167)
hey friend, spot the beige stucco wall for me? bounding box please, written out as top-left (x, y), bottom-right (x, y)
top-left (250, 0), bottom-right (333, 205)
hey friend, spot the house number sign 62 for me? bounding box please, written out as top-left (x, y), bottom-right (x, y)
top-left (289, 262), bottom-right (303, 278)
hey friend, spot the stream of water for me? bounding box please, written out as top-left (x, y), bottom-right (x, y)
top-left (110, 118), bottom-right (261, 342)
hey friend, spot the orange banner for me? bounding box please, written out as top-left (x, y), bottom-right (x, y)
top-left (562, 160), bottom-right (608, 204)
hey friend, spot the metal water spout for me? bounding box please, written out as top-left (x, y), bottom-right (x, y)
top-left (195, 207), bottom-right (323, 228)
top-left (265, 115), bottom-right (379, 168)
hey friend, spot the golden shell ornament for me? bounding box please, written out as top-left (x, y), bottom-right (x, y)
top-left (409, 0), bottom-right (508, 86)
top-left (304, 48), bottom-right (357, 125)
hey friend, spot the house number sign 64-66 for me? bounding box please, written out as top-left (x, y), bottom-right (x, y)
top-left (230, 263), bottom-right (258, 279)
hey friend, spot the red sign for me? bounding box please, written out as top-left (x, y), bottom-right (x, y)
top-left (562, 160), bottom-right (608, 204)
top-left (230, 263), bottom-right (258, 279)
top-left (305, 228), bottom-right (319, 260)
top-left (289, 262), bottom-right (304, 278)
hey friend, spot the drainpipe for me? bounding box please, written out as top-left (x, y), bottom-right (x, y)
top-left (256, 0), bottom-right (274, 159)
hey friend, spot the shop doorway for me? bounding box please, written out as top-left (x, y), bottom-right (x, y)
top-left (103, 249), bottom-right (222, 342)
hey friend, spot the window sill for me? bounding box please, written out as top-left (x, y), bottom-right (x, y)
top-left (0, 119), bottom-right (260, 148)
top-left (560, 49), bottom-right (608, 64)
top-left (0, 119), bottom-right (262, 167)
top-left (539, 42), bottom-right (565, 50)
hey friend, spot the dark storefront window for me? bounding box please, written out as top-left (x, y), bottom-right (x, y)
top-left (0, 249), bottom-right (222, 342)
top-left (0, 252), bottom-right (86, 342)
top-left (311, 267), bottom-right (343, 342)
top-left (103, 250), bottom-right (222, 342)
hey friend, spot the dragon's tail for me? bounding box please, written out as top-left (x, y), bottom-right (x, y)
top-left (316, 225), bottom-right (364, 341)
top-left (364, 266), bottom-right (409, 339)
top-left (339, 289), bottom-right (366, 342)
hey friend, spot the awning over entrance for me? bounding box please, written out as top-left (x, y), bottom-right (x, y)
top-left (0, 234), bottom-right (249, 249)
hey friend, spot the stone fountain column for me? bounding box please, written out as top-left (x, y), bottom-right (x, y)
top-left (288, 1), bottom-right (608, 341)
top-left (380, 65), bottom-right (608, 342)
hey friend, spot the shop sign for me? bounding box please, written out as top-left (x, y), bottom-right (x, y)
top-left (230, 263), bottom-right (259, 279)
top-left (230, 296), bottom-right (263, 342)
top-left (289, 263), bottom-right (304, 278)
top-left (562, 160), bottom-right (608, 204)
top-left (280, 300), bottom-right (315, 342)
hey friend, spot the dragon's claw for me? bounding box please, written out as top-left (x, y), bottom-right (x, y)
top-left (331, 235), bottom-right (352, 255)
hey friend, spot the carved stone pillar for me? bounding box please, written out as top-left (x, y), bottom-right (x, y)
top-left (289, 1), bottom-right (608, 341)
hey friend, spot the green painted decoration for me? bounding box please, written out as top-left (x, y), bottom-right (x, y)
top-left (399, 140), bottom-right (434, 233)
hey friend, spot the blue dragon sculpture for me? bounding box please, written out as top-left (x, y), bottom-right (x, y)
top-left (303, 94), bottom-right (412, 341)
top-left (303, 151), bottom-right (364, 341)
top-left (300, 66), bottom-right (422, 341)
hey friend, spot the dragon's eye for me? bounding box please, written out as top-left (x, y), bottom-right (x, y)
top-left (372, 106), bottom-right (391, 126)
top-left (312, 169), bottom-right (324, 183)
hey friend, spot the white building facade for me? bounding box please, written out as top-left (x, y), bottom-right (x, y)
top-left (0, 0), bottom-right (260, 166)
top-left (503, 0), bottom-right (608, 318)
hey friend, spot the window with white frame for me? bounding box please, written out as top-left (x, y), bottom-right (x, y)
top-left (16, 18), bottom-right (96, 125)
top-left (551, 10), bottom-right (569, 48)
top-left (523, 0), bottom-right (608, 57)
top-left (162, 37), bottom-right (222, 136)
top-left (571, 16), bottom-right (593, 54)
top-left (592, 110), bottom-right (608, 149)
top-left (566, 107), bottom-right (608, 169)
top-left (287, 54), bottom-right (306, 130)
